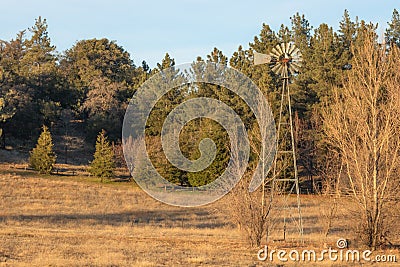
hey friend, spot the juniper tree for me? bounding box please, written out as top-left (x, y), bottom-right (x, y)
top-left (29, 125), bottom-right (56, 174)
top-left (89, 130), bottom-right (115, 182)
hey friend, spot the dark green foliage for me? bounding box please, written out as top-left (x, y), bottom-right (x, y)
top-left (0, 94), bottom-right (15, 147)
top-left (0, 17), bottom-right (65, 139)
top-left (385, 9), bottom-right (400, 47)
top-left (145, 51), bottom-right (238, 187)
top-left (1, 12), bottom-right (399, 193)
top-left (185, 119), bottom-right (230, 187)
top-left (231, 12), bottom-right (360, 189)
top-left (29, 125), bottom-right (56, 174)
top-left (89, 130), bottom-right (116, 181)
top-left (338, 10), bottom-right (356, 68)
top-left (63, 38), bottom-right (134, 83)
top-left (146, 53), bottom-right (184, 136)
top-left (62, 38), bottom-right (136, 104)
top-left (61, 38), bottom-right (144, 140)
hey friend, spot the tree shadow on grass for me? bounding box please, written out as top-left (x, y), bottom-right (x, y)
top-left (0, 209), bottom-right (229, 229)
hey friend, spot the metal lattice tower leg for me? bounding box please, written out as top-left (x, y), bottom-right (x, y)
top-left (271, 77), bottom-right (303, 241)
top-left (253, 42), bottom-right (304, 242)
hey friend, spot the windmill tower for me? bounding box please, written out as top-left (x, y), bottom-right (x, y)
top-left (254, 43), bottom-right (303, 240)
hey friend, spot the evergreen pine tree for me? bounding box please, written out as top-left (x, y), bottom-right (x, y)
top-left (247, 25), bottom-right (280, 114)
top-left (385, 9), bottom-right (400, 47)
top-left (278, 24), bottom-right (291, 43)
top-left (309, 23), bottom-right (343, 103)
top-left (290, 13), bottom-right (312, 51)
top-left (287, 13), bottom-right (314, 118)
top-left (144, 53), bottom-right (190, 186)
top-left (89, 130), bottom-right (115, 182)
top-left (29, 125), bottom-right (56, 174)
top-left (338, 10), bottom-right (356, 62)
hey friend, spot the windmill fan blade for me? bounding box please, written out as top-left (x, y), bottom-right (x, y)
top-left (292, 56), bottom-right (302, 63)
top-left (289, 64), bottom-right (299, 73)
top-left (271, 63), bottom-right (281, 73)
top-left (291, 59), bottom-right (302, 66)
top-left (285, 43), bottom-right (290, 54)
top-left (269, 42), bottom-right (302, 77)
top-left (278, 65), bottom-right (283, 76)
top-left (292, 48), bottom-right (300, 57)
top-left (292, 51), bottom-right (302, 59)
top-left (270, 48), bottom-right (280, 58)
top-left (281, 43), bottom-right (286, 54)
top-left (291, 62), bottom-right (302, 70)
top-left (292, 54), bottom-right (302, 61)
top-left (253, 51), bottom-right (272, 65)
top-left (291, 51), bottom-right (301, 57)
top-left (288, 44), bottom-right (296, 55)
top-left (275, 44), bottom-right (283, 55)
top-left (292, 55), bottom-right (302, 62)
top-left (292, 48), bottom-right (300, 54)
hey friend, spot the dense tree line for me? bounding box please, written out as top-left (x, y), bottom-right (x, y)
top-left (1, 10), bottom-right (400, 190)
top-left (0, 17), bottom-right (150, 142)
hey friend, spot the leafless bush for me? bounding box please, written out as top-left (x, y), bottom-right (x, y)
top-left (225, 97), bottom-right (276, 247)
top-left (322, 33), bottom-right (400, 249)
top-left (226, 176), bottom-right (273, 247)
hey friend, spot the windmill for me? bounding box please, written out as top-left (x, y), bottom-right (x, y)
top-left (254, 43), bottom-right (303, 241)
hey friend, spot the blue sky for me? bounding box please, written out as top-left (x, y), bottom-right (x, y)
top-left (1, 0), bottom-right (398, 68)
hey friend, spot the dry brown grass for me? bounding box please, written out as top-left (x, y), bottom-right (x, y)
top-left (0, 163), bottom-right (398, 266)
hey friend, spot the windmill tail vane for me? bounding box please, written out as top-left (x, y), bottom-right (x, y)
top-left (253, 43), bottom-right (303, 78)
top-left (253, 51), bottom-right (272, 65)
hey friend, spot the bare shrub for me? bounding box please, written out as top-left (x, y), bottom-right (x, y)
top-left (226, 176), bottom-right (273, 247)
top-left (322, 33), bottom-right (400, 249)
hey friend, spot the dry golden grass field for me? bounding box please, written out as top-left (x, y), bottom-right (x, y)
top-left (0, 162), bottom-right (399, 266)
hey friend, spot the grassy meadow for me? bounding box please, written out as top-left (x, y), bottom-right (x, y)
top-left (0, 160), bottom-right (399, 266)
